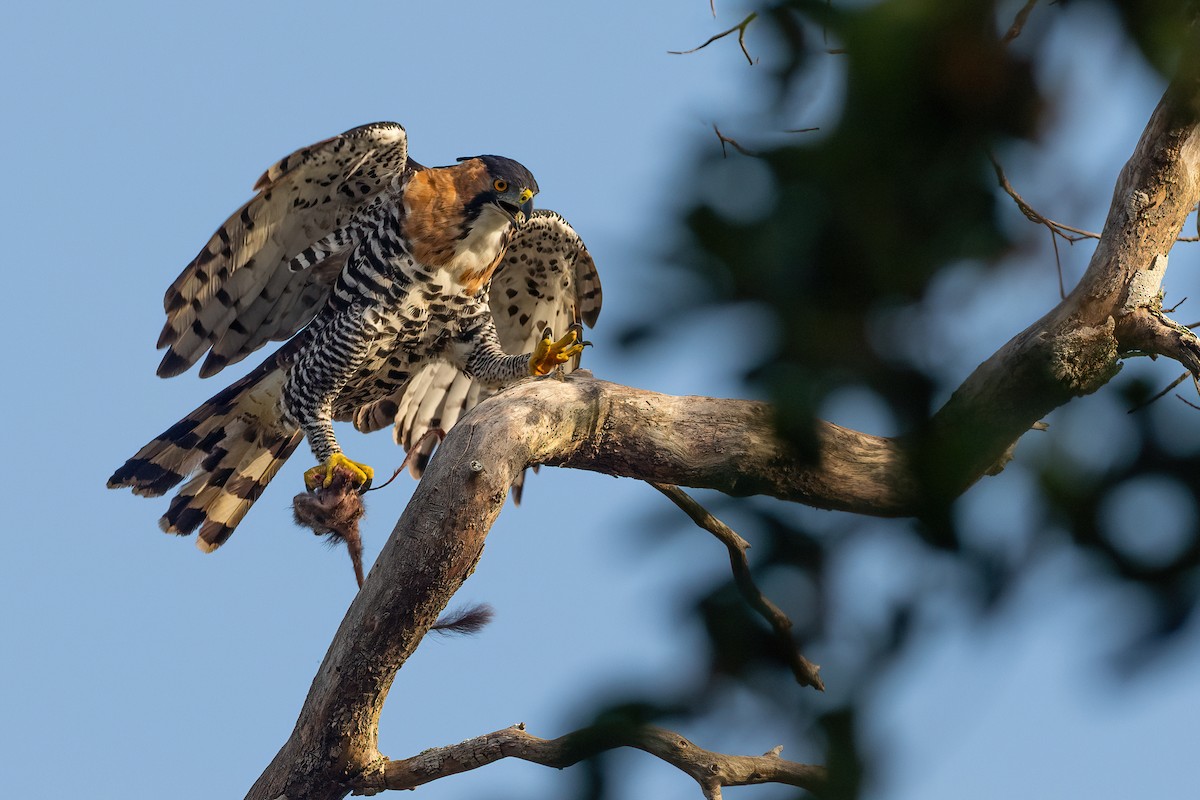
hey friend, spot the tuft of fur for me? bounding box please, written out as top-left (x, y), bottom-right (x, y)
top-left (292, 468), bottom-right (367, 587)
top-left (431, 603), bottom-right (495, 636)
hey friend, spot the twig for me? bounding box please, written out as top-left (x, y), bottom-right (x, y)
top-left (1002, 0), bottom-right (1039, 44)
top-left (1128, 371), bottom-right (1192, 413)
top-left (713, 125), bottom-right (818, 157)
top-left (1177, 393), bottom-right (1200, 411)
top-left (991, 156), bottom-right (1099, 240)
top-left (359, 723), bottom-right (828, 797)
top-left (650, 483), bottom-right (825, 691)
top-left (990, 153), bottom-right (1199, 300)
top-left (990, 153), bottom-right (1200, 245)
top-left (670, 12), bottom-right (758, 65)
top-left (713, 124), bottom-right (758, 157)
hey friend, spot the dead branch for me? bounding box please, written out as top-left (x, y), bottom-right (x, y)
top-left (1114, 306), bottom-right (1200, 376)
top-left (990, 154), bottom-right (1200, 246)
top-left (713, 124), bottom-right (758, 157)
top-left (1128, 371), bottom-right (1194, 413)
top-left (650, 483), bottom-right (824, 691)
top-left (712, 124), bottom-right (818, 157)
top-left (355, 723), bottom-right (827, 798)
top-left (990, 149), bottom-right (1101, 298)
top-left (246, 374), bottom-right (868, 800)
top-left (914, 62), bottom-right (1200, 497)
top-left (1003, 0), bottom-right (1040, 44)
top-left (1177, 393), bottom-right (1200, 410)
top-left (242, 39), bottom-right (1200, 800)
top-left (670, 12), bottom-right (758, 65)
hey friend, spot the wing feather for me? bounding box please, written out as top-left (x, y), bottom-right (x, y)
top-left (350, 210), bottom-right (602, 477)
top-left (157, 122), bottom-right (409, 378)
top-left (200, 252), bottom-right (348, 377)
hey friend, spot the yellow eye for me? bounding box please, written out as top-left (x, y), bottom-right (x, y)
top-left (493, 178), bottom-right (508, 193)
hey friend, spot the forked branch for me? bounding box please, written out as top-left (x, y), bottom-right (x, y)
top-left (670, 12), bottom-right (758, 64)
top-left (245, 374), bottom-right (907, 800)
top-left (245, 39), bottom-right (1200, 800)
top-left (355, 723), bottom-right (827, 799)
top-left (990, 153), bottom-right (1200, 245)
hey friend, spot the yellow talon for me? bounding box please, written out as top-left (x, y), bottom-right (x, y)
top-left (529, 326), bottom-right (589, 376)
top-left (304, 453), bottom-right (374, 491)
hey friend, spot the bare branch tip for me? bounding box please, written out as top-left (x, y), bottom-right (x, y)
top-left (1176, 393), bottom-right (1200, 411)
top-left (650, 481), bottom-right (823, 690)
top-left (1002, 0), bottom-right (1040, 45)
top-left (669, 11), bottom-right (758, 65)
top-left (711, 124), bottom-right (759, 158)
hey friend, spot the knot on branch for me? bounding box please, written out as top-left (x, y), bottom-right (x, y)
top-left (1050, 318), bottom-right (1120, 395)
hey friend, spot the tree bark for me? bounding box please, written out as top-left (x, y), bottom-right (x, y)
top-left (245, 54), bottom-right (1200, 800)
top-left (910, 65), bottom-right (1200, 506)
top-left (359, 723), bottom-right (827, 798)
top-left (245, 374), bottom-right (852, 800)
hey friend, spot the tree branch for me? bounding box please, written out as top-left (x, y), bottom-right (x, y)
top-left (913, 59), bottom-right (1200, 503)
top-left (245, 373), bottom-right (877, 800)
top-left (1002, 0), bottom-right (1039, 45)
top-left (243, 44), bottom-right (1200, 800)
top-left (354, 723), bottom-right (827, 798)
top-left (670, 12), bottom-right (758, 64)
top-left (990, 153), bottom-right (1200, 245)
top-left (650, 482), bottom-right (825, 691)
top-left (713, 123), bottom-right (759, 157)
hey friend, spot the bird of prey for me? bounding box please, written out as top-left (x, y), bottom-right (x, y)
top-left (108, 122), bottom-right (602, 552)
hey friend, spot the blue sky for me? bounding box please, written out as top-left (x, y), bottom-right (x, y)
top-left (2, 2), bottom-right (1198, 799)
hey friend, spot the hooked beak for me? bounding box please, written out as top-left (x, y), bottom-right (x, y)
top-left (515, 195), bottom-right (533, 226)
top-left (498, 187), bottom-right (535, 226)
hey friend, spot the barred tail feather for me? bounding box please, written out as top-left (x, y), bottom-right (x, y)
top-left (163, 428), bottom-right (302, 552)
top-left (108, 366), bottom-right (302, 550)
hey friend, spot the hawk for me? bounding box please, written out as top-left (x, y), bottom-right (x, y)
top-left (108, 122), bottom-right (602, 552)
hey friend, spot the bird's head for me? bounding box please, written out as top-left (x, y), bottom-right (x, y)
top-left (460, 155), bottom-right (539, 227)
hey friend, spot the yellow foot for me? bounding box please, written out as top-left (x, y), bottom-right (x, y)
top-left (529, 325), bottom-right (590, 376)
top-left (304, 453), bottom-right (375, 491)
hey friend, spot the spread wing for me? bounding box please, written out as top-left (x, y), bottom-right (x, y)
top-left (352, 209), bottom-right (603, 477)
top-left (156, 121), bottom-right (411, 379)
